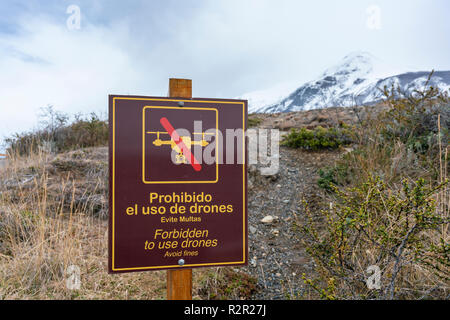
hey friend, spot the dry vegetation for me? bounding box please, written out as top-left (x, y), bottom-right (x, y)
top-left (0, 111), bottom-right (252, 300)
top-left (1, 80), bottom-right (448, 300)
top-left (295, 81), bottom-right (450, 299)
top-left (0, 149), bottom-right (165, 299)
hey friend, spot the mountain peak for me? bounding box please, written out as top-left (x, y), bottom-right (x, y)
top-left (243, 51), bottom-right (450, 113)
top-left (342, 51), bottom-right (375, 61)
top-left (321, 51), bottom-right (392, 81)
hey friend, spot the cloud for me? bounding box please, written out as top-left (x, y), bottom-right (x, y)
top-left (1, 0), bottom-right (449, 151)
top-left (0, 13), bottom-right (149, 146)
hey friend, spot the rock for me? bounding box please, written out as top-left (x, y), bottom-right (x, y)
top-left (343, 147), bottom-right (354, 154)
top-left (260, 215), bottom-right (274, 224)
top-left (249, 225), bottom-right (257, 234)
top-left (271, 229), bottom-right (280, 236)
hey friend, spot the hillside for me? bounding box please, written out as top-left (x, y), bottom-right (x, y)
top-left (0, 83), bottom-right (448, 299)
top-left (248, 103), bottom-right (386, 131)
top-left (0, 129), bottom-right (342, 300)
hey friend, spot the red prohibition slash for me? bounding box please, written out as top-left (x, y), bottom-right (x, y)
top-left (159, 117), bottom-right (202, 172)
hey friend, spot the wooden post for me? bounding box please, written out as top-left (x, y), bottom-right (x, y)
top-left (169, 78), bottom-right (192, 99)
top-left (166, 78), bottom-right (193, 300)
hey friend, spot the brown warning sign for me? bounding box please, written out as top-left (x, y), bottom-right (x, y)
top-left (108, 95), bottom-right (247, 273)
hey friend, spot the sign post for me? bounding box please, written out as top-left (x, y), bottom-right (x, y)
top-left (167, 78), bottom-right (193, 300)
top-left (108, 79), bottom-right (248, 300)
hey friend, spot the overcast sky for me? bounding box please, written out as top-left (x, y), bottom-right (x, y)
top-left (1, 0), bottom-right (449, 150)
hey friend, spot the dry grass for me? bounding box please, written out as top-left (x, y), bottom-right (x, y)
top-left (0, 148), bottom-right (237, 300)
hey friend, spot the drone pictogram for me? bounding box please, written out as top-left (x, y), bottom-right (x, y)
top-left (146, 117), bottom-right (214, 171)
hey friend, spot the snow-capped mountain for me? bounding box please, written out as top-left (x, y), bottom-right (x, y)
top-left (244, 52), bottom-right (450, 113)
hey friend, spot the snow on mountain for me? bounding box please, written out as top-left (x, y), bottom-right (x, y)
top-left (244, 52), bottom-right (450, 113)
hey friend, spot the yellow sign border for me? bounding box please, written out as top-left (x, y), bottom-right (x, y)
top-left (111, 97), bottom-right (246, 272)
top-left (142, 105), bottom-right (219, 184)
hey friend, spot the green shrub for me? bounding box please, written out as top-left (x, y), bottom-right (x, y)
top-left (281, 126), bottom-right (352, 150)
top-left (330, 75), bottom-right (449, 187)
top-left (379, 77), bottom-right (449, 155)
top-left (6, 107), bottom-right (108, 156)
top-left (301, 78), bottom-right (449, 299)
top-left (248, 117), bottom-right (262, 128)
top-left (317, 164), bottom-right (350, 192)
top-left (59, 113), bottom-right (108, 151)
top-left (299, 175), bottom-right (449, 299)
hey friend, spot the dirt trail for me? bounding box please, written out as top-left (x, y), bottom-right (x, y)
top-left (243, 146), bottom-right (341, 299)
